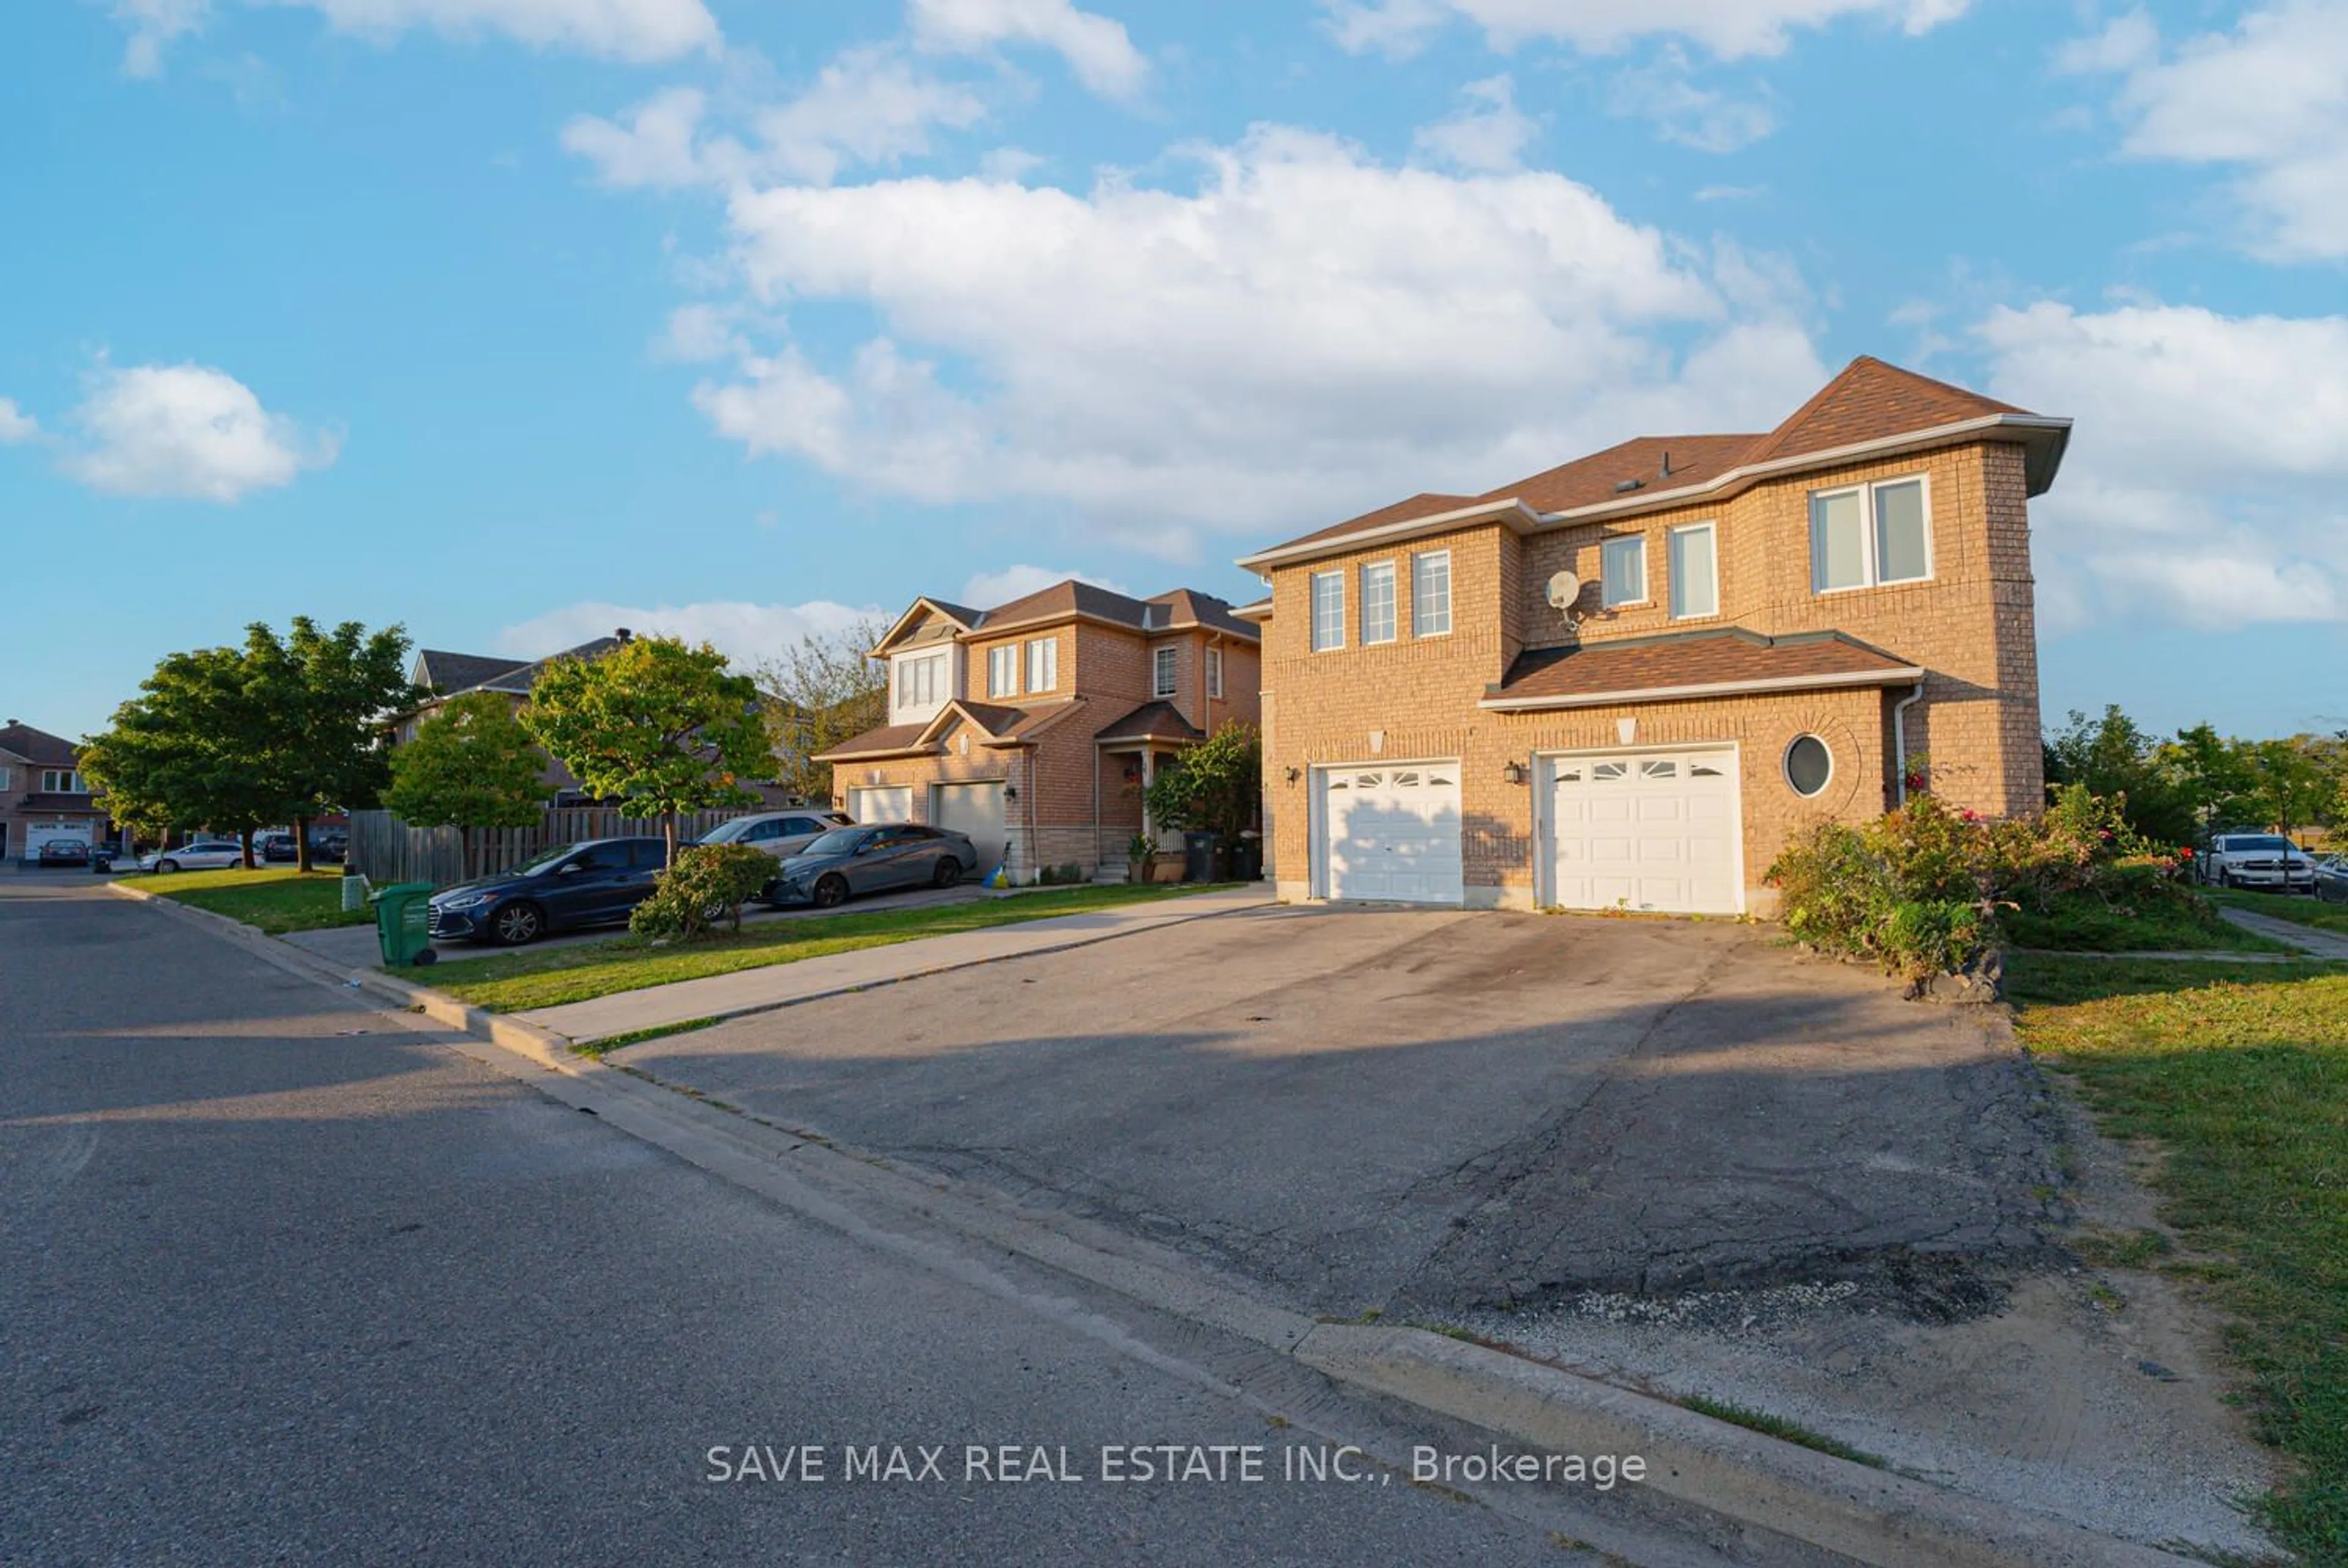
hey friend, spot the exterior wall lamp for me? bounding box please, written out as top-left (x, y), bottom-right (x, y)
top-left (1284, 767), bottom-right (1301, 784)
top-left (1004, 784), bottom-right (1019, 800)
top-left (1502, 760), bottom-right (1528, 786)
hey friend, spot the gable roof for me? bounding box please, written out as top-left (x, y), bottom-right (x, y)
top-left (871, 595), bottom-right (986, 655)
top-left (412, 649), bottom-right (530, 695)
top-left (1483, 629), bottom-right (1922, 712)
top-left (1093, 701), bottom-right (1204, 745)
top-left (0, 721), bottom-right (79, 767)
top-left (874, 579), bottom-right (1263, 650)
top-left (474, 636), bottom-right (626, 695)
top-left (1240, 357), bottom-right (2069, 570)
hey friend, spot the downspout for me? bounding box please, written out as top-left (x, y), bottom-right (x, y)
top-left (1891, 682), bottom-right (1926, 807)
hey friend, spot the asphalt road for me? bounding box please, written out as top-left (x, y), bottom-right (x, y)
top-left (0, 879), bottom-right (1735, 1567)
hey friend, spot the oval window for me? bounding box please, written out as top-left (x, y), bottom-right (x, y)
top-left (1784, 735), bottom-right (1833, 797)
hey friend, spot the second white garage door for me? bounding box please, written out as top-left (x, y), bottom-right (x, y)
top-left (1546, 748), bottom-right (1741, 915)
top-left (1318, 763), bottom-right (1463, 904)
top-left (849, 785), bottom-right (912, 824)
top-left (931, 780), bottom-right (1006, 874)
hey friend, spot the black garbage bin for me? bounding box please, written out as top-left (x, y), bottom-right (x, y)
top-left (1182, 831), bottom-right (1216, 883)
top-left (1230, 832), bottom-right (1263, 882)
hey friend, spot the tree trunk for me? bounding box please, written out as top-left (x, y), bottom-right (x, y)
top-left (295, 812), bottom-right (314, 874)
top-left (663, 811), bottom-right (678, 869)
top-left (241, 826), bottom-right (256, 869)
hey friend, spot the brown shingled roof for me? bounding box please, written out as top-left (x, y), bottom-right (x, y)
top-left (1488, 630), bottom-right (1921, 708)
top-left (1093, 701), bottom-right (1204, 744)
top-left (811, 722), bottom-right (936, 762)
top-left (0, 721), bottom-right (79, 767)
top-left (1738, 356), bottom-right (2028, 469)
top-left (1269, 492), bottom-right (1482, 552)
top-left (1480, 435), bottom-right (1760, 515)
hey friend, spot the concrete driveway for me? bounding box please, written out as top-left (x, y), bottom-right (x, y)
top-left (619, 906), bottom-right (2060, 1318)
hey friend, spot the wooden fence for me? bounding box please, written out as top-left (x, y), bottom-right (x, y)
top-left (347, 806), bottom-right (754, 886)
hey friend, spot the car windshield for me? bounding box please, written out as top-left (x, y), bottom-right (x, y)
top-left (803, 828), bottom-right (868, 856)
top-left (698, 817), bottom-right (756, 844)
top-left (508, 842), bottom-right (583, 877)
top-left (2228, 836), bottom-right (2289, 852)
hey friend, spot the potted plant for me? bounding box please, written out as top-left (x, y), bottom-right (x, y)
top-left (1127, 832), bottom-right (1154, 885)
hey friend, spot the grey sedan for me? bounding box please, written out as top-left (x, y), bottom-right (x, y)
top-left (2316, 854), bottom-right (2348, 906)
top-left (764, 823), bottom-right (979, 908)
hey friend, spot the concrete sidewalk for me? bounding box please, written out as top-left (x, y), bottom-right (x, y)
top-left (2220, 904), bottom-right (2348, 960)
top-left (519, 885), bottom-right (1274, 1045)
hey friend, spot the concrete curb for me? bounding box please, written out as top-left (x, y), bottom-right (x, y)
top-left (102, 880), bottom-right (2207, 1567)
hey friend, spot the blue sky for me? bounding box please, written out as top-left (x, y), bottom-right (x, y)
top-left (4, 0), bottom-right (2343, 743)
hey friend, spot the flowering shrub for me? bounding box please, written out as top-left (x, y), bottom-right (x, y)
top-left (1767, 787), bottom-right (2218, 984)
top-left (629, 843), bottom-right (776, 941)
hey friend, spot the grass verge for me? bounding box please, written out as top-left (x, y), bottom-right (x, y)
top-left (1676, 1395), bottom-right (1885, 1469)
top-left (2008, 953), bottom-right (2348, 1561)
top-left (2208, 888), bottom-right (2348, 940)
top-left (2003, 891), bottom-right (2289, 954)
top-left (428, 883), bottom-right (1228, 1014)
top-left (126, 866), bottom-right (371, 935)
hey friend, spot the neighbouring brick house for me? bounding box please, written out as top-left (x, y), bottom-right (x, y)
top-left (1235, 356), bottom-right (2070, 914)
top-left (394, 636), bottom-right (631, 803)
top-left (0, 721), bottom-right (113, 863)
top-left (814, 581), bottom-right (1262, 882)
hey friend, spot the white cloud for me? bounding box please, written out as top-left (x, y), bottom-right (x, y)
top-left (273, 0), bottom-right (718, 62)
top-left (1412, 75), bottom-right (1538, 172)
top-left (494, 598), bottom-right (882, 668)
top-left (2061, 1), bottom-right (2348, 260)
top-left (1608, 50), bottom-right (1776, 151)
top-left (564, 48), bottom-right (988, 190)
top-left (109, 0), bottom-right (210, 76)
top-left (959, 565), bottom-right (1130, 607)
top-left (1977, 300), bottom-right (2348, 630)
top-left (687, 125), bottom-right (1825, 555)
top-left (907, 0), bottom-right (1148, 99)
top-left (1320, 0), bottom-right (1970, 61)
top-left (0, 397), bottom-right (40, 444)
top-left (63, 362), bottom-right (336, 502)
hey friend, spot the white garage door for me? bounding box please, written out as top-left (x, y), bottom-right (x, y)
top-left (849, 786), bottom-right (912, 824)
top-left (1546, 749), bottom-right (1741, 915)
top-left (24, 820), bottom-right (92, 857)
top-left (1318, 763), bottom-right (1463, 905)
top-left (932, 781), bottom-right (1007, 874)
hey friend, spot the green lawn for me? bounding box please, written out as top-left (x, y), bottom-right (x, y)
top-left (2003, 892), bottom-right (2291, 954)
top-left (2009, 954), bottom-right (2348, 1561)
top-left (428, 883), bottom-right (1223, 1014)
top-left (2209, 887), bottom-right (2348, 940)
top-left (128, 866), bottom-right (372, 935)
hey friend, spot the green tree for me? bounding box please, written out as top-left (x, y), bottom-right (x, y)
top-left (1142, 724), bottom-right (1263, 847)
top-left (383, 693), bottom-right (553, 879)
top-left (751, 618), bottom-right (887, 805)
top-left (2240, 735), bottom-right (2341, 845)
top-left (254, 618), bottom-right (423, 870)
top-left (520, 636), bottom-right (773, 864)
top-left (2042, 705), bottom-right (2195, 845)
top-left (80, 644), bottom-right (299, 863)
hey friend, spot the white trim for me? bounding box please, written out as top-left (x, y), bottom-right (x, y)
top-left (1233, 413), bottom-right (2071, 572)
top-left (1359, 559), bottom-right (1398, 645)
top-left (1667, 521), bottom-right (1719, 620)
top-left (870, 595), bottom-right (978, 656)
top-left (1152, 644), bottom-right (1180, 698)
top-left (1309, 569), bottom-right (1346, 653)
top-left (1809, 472), bottom-right (1933, 595)
top-left (1206, 645), bottom-right (1224, 699)
top-left (1025, 635), bottom-right (1057, 694)
top-left (1534, 740), bottom-right (1746, 915)
top-left (1783, 732), bottom-right (1835, 798)
top-left (1600, 534), bottom-right (1648, 609)
top-left (1480, 662), bottom-right (1926, 712)
top-left (1411, 548), bottom-right (1452, 638)
top-left (987, 643), bottom-right (1020, 699)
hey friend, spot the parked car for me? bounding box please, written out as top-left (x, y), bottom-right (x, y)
top-left (2202, 833), bottom-right (2319, 891)
top-left (257, 832), bottom-right (301, 863)
top-left (308, 828), bottom-right (349, 863)
top-left (2315, 854), bottom-right (2348, 906)
top-left (427, 837), bottom-right (669, 946)
top-left (36, 839), bottom-right (91, 868)
top-left (764, 823), bottom-right (978, 909)
top-left (136, 841), bottom-right (246, 874)
top-left (691, 809), bottom-right (854, 860)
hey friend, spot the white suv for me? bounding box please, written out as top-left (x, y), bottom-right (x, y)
top-left (2203, 833), bottom-right (2318, 891)
top-left (693, 809), bottom-right (854, 861)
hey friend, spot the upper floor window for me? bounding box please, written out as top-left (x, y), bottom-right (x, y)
top-left (1025, 637), bottom-right (1057, 694)
top-left (1811, 476), bottom-right (1930, 594)
top-left (1360, 561), bottom-right (1397, 644)
top-left (894, 652), bottom-right (947, 715)
top-left (1206, 647), bottom-right (1224, 699)
top-left (1153, 645), bottom-right (1179, 698)
top-left (1310, 570), bottom-right (1345, 652)
top-left (41, 768), bottom-right (87, 793)
top-left (1412, 550), bottom-right (1451, 637)
top-left (988, 644), bottom-right (1019, 699)
top-left (1668, 523), bottom-right (1718, 619)
top-left (1601, 535), bottom-right (1647, 607)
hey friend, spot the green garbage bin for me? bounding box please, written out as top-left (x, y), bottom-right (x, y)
top-left (371, 881), bottom-right (438, 967)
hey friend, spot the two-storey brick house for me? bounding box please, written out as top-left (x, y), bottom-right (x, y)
top-left (815, 580), bottom-right (1261, 882)
top-left (1235, 357), bottom-right (2070, 914)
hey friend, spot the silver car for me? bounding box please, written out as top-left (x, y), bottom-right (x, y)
top-left (766, 824), bottom-right (980, 908)
top-left (136, 841), bottom-right (246, 873)
top-left (2315, 854), bottom-right (2348, 906)
top-left (693, 809), bottom-right (854, 861)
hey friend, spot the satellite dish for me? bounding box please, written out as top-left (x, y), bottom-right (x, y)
top-left (1546, 572), bottom-right (1581, 611)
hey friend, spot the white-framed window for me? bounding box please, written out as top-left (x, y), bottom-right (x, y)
top-left (1206, 647), bottom-right (1224, 699)
top-left (1784, 734), bottom-right (1834, 797)
top-left (40, 769), bottom-right (87, 794)
top-left (1025, 636), bottom-right (1057, 694)
top-left (0, 767), bottom-right (10, 790)
top-left (1667, 523), bottom-right (1718, 619)
top-left (988, 644), bottom-right (1019, 699)
top-left (1360, 560), bottom-right (1397, 644)
top-left (1601, 535), bottom-right (1648, 607)
top-left (1153, 645), bottom-right (1179, 698)
top-left (1412, 550), bottom-right (1451, 637)
top-left (1310, 570), bottom-right (1345, 652)
top-left (1811, 474), bottom-right (1932, 593)
top-left (893, 652), bottom-right (947, 716)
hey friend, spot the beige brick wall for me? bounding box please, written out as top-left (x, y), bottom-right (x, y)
top-left (1260, 438), bottom-right (2045, 906)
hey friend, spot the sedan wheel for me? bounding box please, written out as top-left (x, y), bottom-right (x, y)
top-left (813, 874), bottom-right (850, 910)
top-left (156, 859), bottom-right (179, 874)
top-left (932, 857), bottom-right (962, 889)
top-left (491, 902), bottom-right (544, 946)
